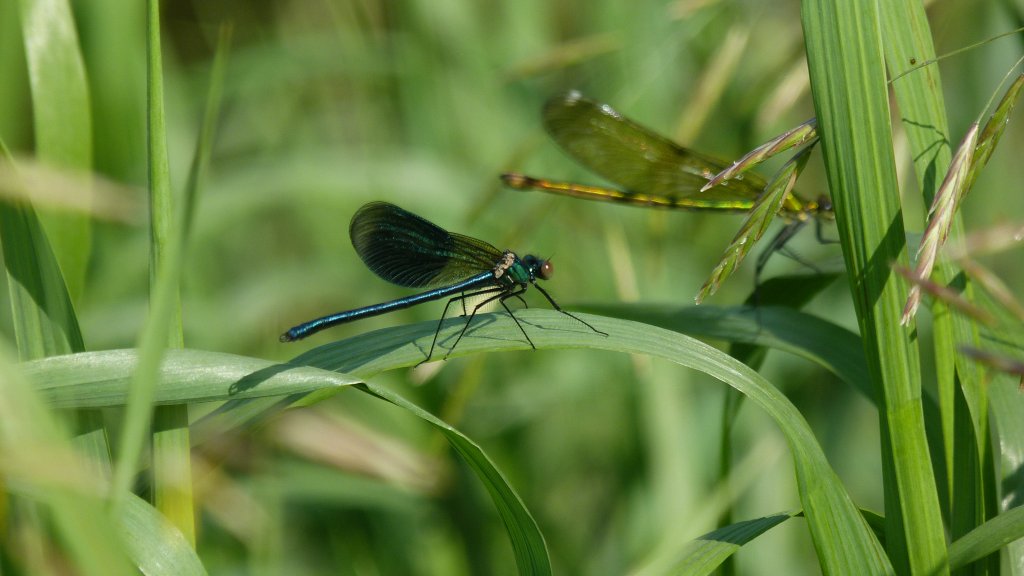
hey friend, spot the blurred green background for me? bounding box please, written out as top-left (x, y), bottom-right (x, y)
top-left (1, 0), bottom-right (1022, 573)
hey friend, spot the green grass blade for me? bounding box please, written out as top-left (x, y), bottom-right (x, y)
top-left (578, 303), bottom-right (871, 400)
top-left (16, 0), bottom-right (92, 302)
top-left (0, 199), bottom-right (84, 359)
top-left (881, 3), bottom-right (994, 567)
top-left (282, 311), bottom-right (891, 575)
top-left (120, 493), bottom-right (208, 576)
top-left (948, 505), bottom-right (1024, 569)
top-left (802, 2), bottom-right (945, 573)
top-left (0, 347), bottom-right (132, 575)
top-left (26, 349), bottom-right (360, 408)
top-left (150, 21), bottom-right (231, 546)
top-left (634, 511), bottom-right (799, 576)
top-left (146, 0), bottom-right (173, 311)
top-left (358, 382), bottom-right (553, 576)
top-left (26, 311), bottom-right (892, 573)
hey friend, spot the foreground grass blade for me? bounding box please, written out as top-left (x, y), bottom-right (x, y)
top-left (802, 2), bottom-right (944, 573)
top-left (25, 311), bottom-right (892, 574)
top-left (0, 199), bottom-right (84, 358)
top-left (578, 303), bottom-right (871, 400)
top-left (0, 346), bottom-right (132, 575)
top-left (120, 494), bottom-right (207, 576)
top-left (16, 0), bottom-right (92, 301)
top-left (358, 382), bottom-right (552, 575)
top-left (882, 2), bottom-right (992, 568)
top-left (948, 505), bottom-right (1024, 569)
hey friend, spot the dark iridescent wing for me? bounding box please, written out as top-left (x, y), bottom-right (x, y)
top-left (349, 202), bottom-right (503, 289)
top-left (542, 92), bottom-right (769, 209)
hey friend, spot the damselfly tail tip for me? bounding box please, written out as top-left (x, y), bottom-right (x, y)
top-left (500, 173), bottom-right (535, 190)
top-left (279, 331), bottom-right (298, 343)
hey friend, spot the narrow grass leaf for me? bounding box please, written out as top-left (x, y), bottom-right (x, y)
top-left (281, 311), bottom-right (891, 574)
top-left (803, 2), bottom-right (944, 573)
top-left (151, 21), bottom-right (231, 546)
top-left (644, 511), bottom-right (799, 576)
top-left (25, 349), bottom-right (361, 408)
top-left (881, 4), bottom-right (991, 562)
top-left (358, 382), bottom-right (552, 576)
top-left (16, 0), bottom-right (92, 301)
top-left (948, 505), bottom-right (1024, 569)
top-left (26, 311), bottom-right (891, 573)
top-left (120, 493), bottom-right (207, 576)
top-left (578, 302), bottom-right (871, 400)
top-left (0, 198), bottom-right (84, 358)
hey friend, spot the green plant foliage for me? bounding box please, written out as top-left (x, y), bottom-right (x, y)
top-left (3, 1), bottom-right (1024, 574)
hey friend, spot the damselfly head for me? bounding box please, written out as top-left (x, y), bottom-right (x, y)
top-left (522, 255), bottom-right (554, 281)
top-left (815, 194), bottom-right (835, 219)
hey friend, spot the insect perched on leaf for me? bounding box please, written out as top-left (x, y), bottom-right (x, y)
top-left (281, 201), bottom-right (606, 362)
top-left (502, 91), bottom-right (834, 301)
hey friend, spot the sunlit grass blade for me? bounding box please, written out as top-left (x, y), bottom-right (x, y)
top-left (577, 302), bottom-right (871, 399)
top-left (111, 0), bottom-right (210, 513)
top-left (882, 5), bottom-right (994, 566)
top-left (17, 0), bottom-right (93, 302)
top-left (701, 118), bottom-right (817, 191)
top-left (804, 2), bottom-right (943, 573)
top-left (948, 505), bottom-right (1024, 569)
top-left (151, 21), bottom-right (231, 546)
top-left (696, 146), bottom-right (811, 304)
top-left (25, 311), bottom-right (892, 573)
top-left (120, 493), bottom-right (207, 576)
top-left (26, 349), bottom-right (361, 408)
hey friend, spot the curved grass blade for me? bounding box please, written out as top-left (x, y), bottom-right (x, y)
top-left (948, 505), bottom-right (1024, 569)
top-left (577, 302), bottom-right (871, 400)
top-left (357, 382), bottom-right (552, 575)
top-left (805, 2), bottom-right (947, 573)
top-left (633, 511), bottom-right (798, 576)
top-left (24, 349), bottom-right (361, 408)
top-left (26, 310), bottom-right (891, 574)
top-left (121, 493), bottom-right (207, 576)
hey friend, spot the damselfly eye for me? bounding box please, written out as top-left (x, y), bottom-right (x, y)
top-left (538, 260), bottom-right (554, 280)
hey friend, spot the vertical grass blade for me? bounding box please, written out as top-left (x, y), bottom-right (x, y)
top-left (881, 4), bottom-right (994, 570)
top-left (16, 0), bottom-right (92, 302)
top-left (801, 1), bottom-right (946, 573)
top-left (5, 2), bottom-right (114, 561)
top-left (111, 0), bottom-right (207, 519)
